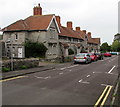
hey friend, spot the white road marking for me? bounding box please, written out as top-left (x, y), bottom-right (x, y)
top-left (69, 70), bottom-right (72, 72)
top-left (60, 67), bottom-right (66, 70)
top-left (87, 75), bottom-right (90, 77)
top-left (35, 76), bottom-right (51, 79)
top-left (93, 72), bottom-right (102, 74)
top-left (78, 79), bottom-right (90, 84)
top-left (101, 84), bottom-right (113, 87)
top-left (67, 65), bottom-right (79, 68)
top-left (59, 72), bottom-right (63, 75)
top-left (44, 76), bottom-right (51, 79)
top-left (80, 81), bottom-right (90, 84)
top-left (60, 65), bottom-right (78, 70)
top-left (108, 66), bottom-right (116, 74)
top-left (78, 79), bottom-right (83, 82)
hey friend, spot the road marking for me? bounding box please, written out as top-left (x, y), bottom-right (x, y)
top-left (101, 84), bottom-right (112, 87)
top-left (108, 66), bottom-right (116, 74)
top-left (60, 67), bottom-right (66, 70)
top-left (59, 72), bottom-right (63, 75)
top-left (60, 65), bottom-right (78, 70)
top-left (101, 86), bottom-right (113, 106)
top-left (94, 86), bottom-right (109, 107)
top-left (78, 79), bottom-right (90, 84)
top-left (0, 76), bottom-right (26, 82)
top-left (80, 81), bottom-right (90, 84)
top-left (67, 65), bottom-right (78, 68)
top-left (87, 75), bottom-right (90, 77)
top-left (35, 76), bottom-right (51, 79)
top-left (93, 72), bottom-right (102, 74)
top-left (94, 85), bottom-right (113, 107)
top-left (78, 79), bottom-right (83, 82)
top-left (44, 76), bottom-right (51, 79)
top-left (69, 70), bottom-right (72, 72)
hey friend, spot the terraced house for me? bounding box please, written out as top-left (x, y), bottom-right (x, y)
top-left (2, 3), bottom-right (100, 59)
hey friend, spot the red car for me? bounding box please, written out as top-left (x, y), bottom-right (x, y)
top-left (89, 53), bottom-right (98, 61)
top-left (104, 53), bottom-right (112, 57)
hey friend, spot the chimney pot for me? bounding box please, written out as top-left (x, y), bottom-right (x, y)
top-left (76, 27), bottom-right (80, 31)
top-left (83, 30), bottom-right (86, 34)
top-left (67, 21), bottom-right (73, 30)
top-left (33, 3), bottom-right (42, 16)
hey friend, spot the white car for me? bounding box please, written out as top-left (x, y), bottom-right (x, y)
top-left (74, 53), bottom-right (92, 64)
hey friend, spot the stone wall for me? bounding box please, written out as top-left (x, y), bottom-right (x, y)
top-left (2, 58), bottom-right (39, 71)
top-left (39, 55), bottom-right (74, 63)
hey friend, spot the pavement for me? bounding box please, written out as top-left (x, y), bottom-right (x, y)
top-left (2, 62), bottom-right (62, 79)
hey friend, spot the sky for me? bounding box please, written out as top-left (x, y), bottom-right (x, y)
top-left (0, 0), bottom-right (119, 45)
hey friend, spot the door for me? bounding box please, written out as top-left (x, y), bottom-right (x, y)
top-left (18, 48), bottom-right (22, 58)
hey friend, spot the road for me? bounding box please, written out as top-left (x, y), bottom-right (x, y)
top-left (2, 55), bottom-right (119, 106)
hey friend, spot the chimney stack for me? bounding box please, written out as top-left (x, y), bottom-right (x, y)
top-left (76, 27), bottom-right (80, 31)
top-left (55, 16), bottom-right (61, 26)
top-left (88, 32), bottom-right (91, 38)
top-left (83, 30), bottom-right (86, 34)
top-left (67, 21), bottom-right (73, 30)
top-left (33, 3), bottom-right (42, 16)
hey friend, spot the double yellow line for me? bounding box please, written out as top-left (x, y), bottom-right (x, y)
top-left (94, 85), bottom-right (113, 107)
top-left (0, 76), bottom-right (25, 82)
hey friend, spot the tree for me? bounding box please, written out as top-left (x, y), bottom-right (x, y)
top-left (24, 41), bottom-right (48, 58)
top-left (68, 48), bottom-right (74, 55)
top-left (100, 42), bottom-right (111, 52)
top-left (111, 40), bottom-right (120, 52)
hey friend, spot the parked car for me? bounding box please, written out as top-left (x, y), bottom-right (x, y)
top-left (74, 53), bottom-right (92, 64)
top-left (104, 53), bottom-right (112, 57)
top-left (96, 53), bottom-right (104, 60)
top-left (89, 53), bottom-right (98, 61)
top-left (110, 52), bottom-right (119, 55)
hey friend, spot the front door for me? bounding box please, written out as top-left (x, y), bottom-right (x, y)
top-left (18, 48), bottom-right (22, 58)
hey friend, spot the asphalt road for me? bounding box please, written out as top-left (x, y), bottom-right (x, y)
top-left (2, 55), bottom-right (119, 106)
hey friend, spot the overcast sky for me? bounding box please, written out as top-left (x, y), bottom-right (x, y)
top-left (0, 0), bottom-right (119, 44)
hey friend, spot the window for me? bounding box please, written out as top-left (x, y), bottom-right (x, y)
top-left (50, 28), bottom-right (55, 39)
top-left (15, 34), bottom-right (18, 40)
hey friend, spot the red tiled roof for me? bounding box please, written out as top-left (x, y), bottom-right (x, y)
top-left (59, 26), bottom-right (84, 40)
top-left (3, 15), bottom-right (54, 31)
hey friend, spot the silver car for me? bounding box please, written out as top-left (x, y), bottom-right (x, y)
top-left (74, 53), bottom-right (92, 64)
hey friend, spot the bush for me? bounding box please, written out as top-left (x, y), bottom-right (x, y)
top-left (2, 67), bottom-right (10, 72)
top-left (68, 48), bottom-right (74, 55)
top-left (24, 41), bottom-right (48, 58)
top-left (20, 65), bottom-right (28, 69)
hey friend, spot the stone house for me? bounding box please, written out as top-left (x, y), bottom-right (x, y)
top-left (2, 3), bottom-right (101, 59)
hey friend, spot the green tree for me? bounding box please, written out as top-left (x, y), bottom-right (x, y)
top-left (24, 41), bottom-right (48, 58)
top-left (68, 48), bottom-right (74, 55)
top-left (100, 42), bottom-right (111, 52)
top-left (111, 40), bottom-right (120, 52)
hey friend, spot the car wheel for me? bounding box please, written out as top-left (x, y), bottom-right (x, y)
top-left (74, 61), bottom-right (77, 64)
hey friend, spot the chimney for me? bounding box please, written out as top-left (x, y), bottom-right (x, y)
top-left (55, 16), bottom-right (61, 26)
top-left (67, 21), bottom-right (73, 30)
top-left (33, 3), bottom-right (42, 16)
top-left (88, 32), bottom-right (91, 38)
top-left (76, 27), bottom-right (80, 31)
top-left (83, 30), bottom-right (86, 34)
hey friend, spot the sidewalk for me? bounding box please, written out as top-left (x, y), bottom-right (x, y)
top-left (2, 62), bottom-right (58, 79)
